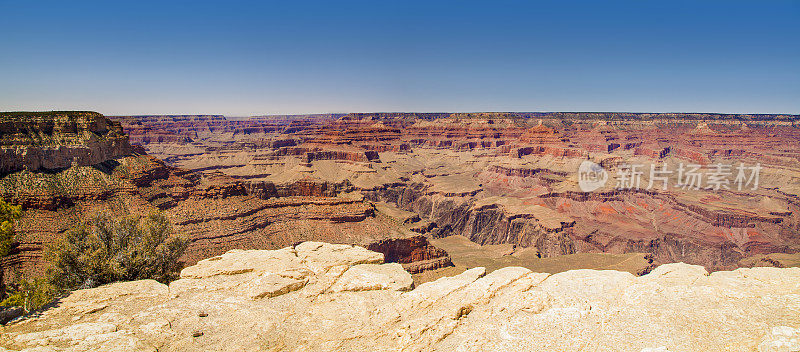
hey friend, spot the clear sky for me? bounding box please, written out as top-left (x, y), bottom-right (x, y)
top-left (1, 0), bottom-right (798, 115)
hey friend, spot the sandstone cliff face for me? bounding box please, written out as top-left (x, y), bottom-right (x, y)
top-left (1, 242), bottom-right (798, 352)
top-left (0, 112), bottom-right (132, 174)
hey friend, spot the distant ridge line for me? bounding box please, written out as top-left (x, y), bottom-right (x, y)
top-left (7, 111), bottom-right (799, 122)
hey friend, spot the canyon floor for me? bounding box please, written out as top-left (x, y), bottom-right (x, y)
top-left (415, 235), bottom-right (653, 285)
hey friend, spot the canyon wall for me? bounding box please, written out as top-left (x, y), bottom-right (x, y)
top-left (2, 110), bottom-right (798, 282)
top-left (109, 112), bottom-right (800, 271)
top-left (0, 112), bottom-right (450, 283)
top-left (0, 111), bottom-right (132, 174)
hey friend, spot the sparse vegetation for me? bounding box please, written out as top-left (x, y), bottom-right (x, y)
top-left (0, 198), bottom-right (23, 306)
top-left (0, 199), bottom-right (22, 257)
top-left (1, 212), bottom-right (188, 313)
top-left (0, 165), bottom-right (130, 202)
top-left (0, 111), bottom-right (113, 147)
top-left (0, 277), bottom-right (55, 313)
top-left (46, 212), bottom-right (189, 291)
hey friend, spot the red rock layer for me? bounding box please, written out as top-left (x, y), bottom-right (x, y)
top-left (366, 235), bottom-right (453, 274)
top-left (110, 112), bottom-right (800, 271)
top-left (0, 155), bottom-right (391, 284)
top-left (1, 112), bottom-right (132, 174)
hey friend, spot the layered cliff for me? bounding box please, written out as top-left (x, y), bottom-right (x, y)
top-left (0, 112), bottom-right (446, 284)
top-left (0, 111), bottom-right (132, 174)
top-left (366, 235), bottom-right (453, 274)
top-left (1, 242), bottom-right (798, 351)
top-left (107, 112), bottom-right (800, 271)
top-left (0, 150), bottom-right (409, 282)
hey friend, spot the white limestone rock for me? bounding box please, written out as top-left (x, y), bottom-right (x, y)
top-left (2, 242), bottom-right (798, 352)
top-left (327, 263), bottom-right (413, 293)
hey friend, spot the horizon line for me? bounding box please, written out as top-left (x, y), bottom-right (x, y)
top-left (4, 110), bottom-right (800, 117)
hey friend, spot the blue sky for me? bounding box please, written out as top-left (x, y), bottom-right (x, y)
top-left (1, 0), bottom-right (798, 115)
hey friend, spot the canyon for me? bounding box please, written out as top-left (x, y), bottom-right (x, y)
top-left (1, 110), bottom-right (800, 350)
top-left (2, 111), bottom-right (800, 285)
top-left (0, 112), bottom-right (450, 283)
top-left (4, 1), bottom-right (797, 350)
top-left (111, 112), bottom-right (800, 273)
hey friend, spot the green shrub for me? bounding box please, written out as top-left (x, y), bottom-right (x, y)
top-left (0, 277), bottom-right (55, 313)
top-left (0, 199), bottom-right (22, 258)
top-left (1, 211), bottom-right (187, 313)
top-left (0, 198), bottom-right (22, 304)
top-left (46, 212), bottom-right (189, 291)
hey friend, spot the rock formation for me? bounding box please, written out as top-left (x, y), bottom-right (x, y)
top-left (1, 242), bottom-right (798, 351)
top-left (0, 112), bottom-right (448, 283)
top-left (366, 235), bottom-right (453, 274)
top-left (0, 111), bottom-right (132, 174)
top-left (4, 110), bottom-right (800, 283)
top-left (108, 112), bottom-right (800, 272)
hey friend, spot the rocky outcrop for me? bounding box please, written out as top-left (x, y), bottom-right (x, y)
top-left (275, 145), bottom-right (380, 163)
top-left (1, 243), bottom-right (798, 351)
top-left (0, 111), bottom-right (132, 174)
top-left (366, 235), bottom-right (453, 273)
top-left (0, 153), bottom-right (383, 284)
top-left (367, 182), bottom-right (799, 271)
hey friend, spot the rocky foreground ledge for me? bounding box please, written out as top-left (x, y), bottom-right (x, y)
top-left (1, 243), bottom-right (799, 352)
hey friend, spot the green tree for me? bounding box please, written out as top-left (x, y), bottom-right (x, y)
top-left (0, 199), bottom-right (22, 258)
top-left (46, 212), bottom-right (189, 291)
top-left (0, 199), bottom-right (23, 304)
